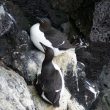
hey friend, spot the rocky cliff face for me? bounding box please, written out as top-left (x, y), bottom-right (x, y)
top-left (10, 0), bottom-right (99, 37)
top-left (0, 1), bottom-right (87, 110)
top-left (0, 0), bottom-right (110, 110)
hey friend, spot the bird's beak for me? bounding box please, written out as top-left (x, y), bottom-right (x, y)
top-left (40, 42), bottom-right (46, 51)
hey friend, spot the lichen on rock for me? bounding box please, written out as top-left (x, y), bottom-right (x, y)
top-left (53, 48), bottom-right (77, 76)
top-left (0, 66), bottom-right (35, 110)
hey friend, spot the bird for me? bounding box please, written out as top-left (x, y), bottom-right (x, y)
top-left (34, 43), bottom-right (64, 107)
top-left (30, 17), bottom-right (73, 56)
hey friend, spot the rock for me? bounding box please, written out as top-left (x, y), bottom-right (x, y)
top-left (11, 0), bottom-right (68, 28)
top-left (13, 48), bottom-right (77, 84)
top-left (12, 50), bottom-right (44, 84)
top-left (90, 0), bottom-right (110, 42)
top-left (49, 0), bottom-right (98, 37)
top-left (0, 4), bottom-right (14, 36)
top-left (0, 1), bottom-right (35, 83)
top-left (10, 0), bottom-right (99, 38)
top-left (95, 62), bottom-right (110, 110)
top-left (49, 0), bottom-right (83, 13)
top-left (0, 1), bottom-right (101, 109)
top-left (95, 89), bottom-right (110, 110)
top-left (99, 62), bottom-right (110, 89)
top-left (77, 61), bottom-right (86, 77)
top-left (0, 65), bottom-right (35, 110)
top-left (61, 22), bottom-right (71, 34)
top-left (2, 30), bottom-right (33, 70)
top-left (0, 3), bottom-right (16, 66)
top-left (0, 4), bottom-right (16, 67)
top-left (53, 48), bottom-right (77, 76)
top-left (101, 89), bottom-right (110, 110)
top-left (89, 0), bottom-right (110, 75)
top-left (0, 1), bottom-right (32, 64)
top-left (5, 0), bottom-right (30, 30)
top-left (76, 0), bottom-right (110, 81)
top-left (14, 30), bottom-right (32, 52)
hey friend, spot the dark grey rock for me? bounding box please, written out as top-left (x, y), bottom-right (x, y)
top-left (77, 61), bottom-right (86, 77)
top-left (88, 0), bottom-right (110, 80)
top-left (65, 61), bottom-right (99, 109)
top-left (49, 0), bottom-right (83, 13)
top-left (95, 62), bottom-right (110, 110)
top-left (90, 0), bottom-right (110, 42)
top-left (0, 3), bottom-right (16, 67)
top-left (14, 30), bottom-right (32, 52)
top-left (12, 50), bottom-right (44, 84)
top-left (76, 0), bottom-right (110, 82)
top-left (49, 0), bottom-right (97, 37)
top-left (0, 5), bottom-right (15, 37)
top-left (11, 0), bottom-right (68, 28)
top-left (0, 1), bottom-right (34, 84)
top-left (0, 1), bottom-right (103, 109)
top-left (0, 1), bottom-right (31, 55)
top-left (100, 62), bottom-right (110, 89)
top-left (61, 22), bottom-right (71, 34)
top-left (5, 0), bottom-right (30, 30)
top-left (1, 30), bottom-right (34, 82)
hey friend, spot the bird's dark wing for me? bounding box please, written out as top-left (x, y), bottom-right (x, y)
top-left (41, 69), bottom-right (62, 92)
top-left (44, 90), bottom-right (60, 107)
top-left (44, 28), bottom-right (73, 49)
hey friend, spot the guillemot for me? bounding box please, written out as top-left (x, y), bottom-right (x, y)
top-left (30, 17), bottom-right (73, 56)
top-left (35, 43), bottom-right (64, 106)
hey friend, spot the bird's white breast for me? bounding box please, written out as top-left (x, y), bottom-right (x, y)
top-left (30, 23), bottom-right (53, 52)
top-left (30, 23), bottom-right (65, 56)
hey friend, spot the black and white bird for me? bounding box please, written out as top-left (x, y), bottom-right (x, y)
top-left (34, 43), bottom-right (64, 107)
top-left (30, 17), bottom-right (73, 56)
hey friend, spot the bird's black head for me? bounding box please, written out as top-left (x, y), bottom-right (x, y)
top-left (36, 17), bottom-right (51, 32)
top-left (40, 42), bottom-right (54, 62)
